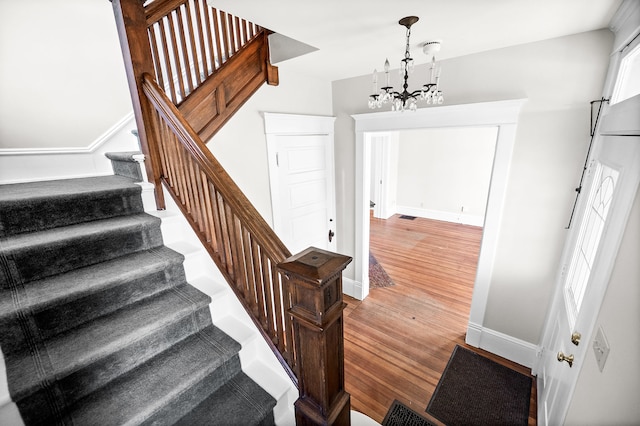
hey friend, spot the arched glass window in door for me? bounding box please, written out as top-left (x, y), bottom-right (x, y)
top-left (564, 163), bottom-right (619, 327)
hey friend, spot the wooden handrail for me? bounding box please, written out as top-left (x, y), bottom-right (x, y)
top-left (142, 75), bottom-right (290, 261)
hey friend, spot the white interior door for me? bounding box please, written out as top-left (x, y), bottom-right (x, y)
top-left (371, 134), bottom-right (384, 218)
top-left (264, 113), bottom-right (337, 255)
top-left (272, 134), bottom-right (336, 254)
top-left (538, 133), bottom-right (640, 425)
top-left (370, 132), bottom-right (398, 220)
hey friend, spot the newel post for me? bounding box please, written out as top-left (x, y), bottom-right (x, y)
top-left (278, 247), bottom-right (352, 426)
top-left (111, 0), bottom-right (165, 209)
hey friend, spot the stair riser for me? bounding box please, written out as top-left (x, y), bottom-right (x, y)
top-left (139, 356), bottom-right (242, 426)
top-left (0, 190), bottom-right (144, 238)
top-left (0, 222), bottom-right (163, 287)
top-left (111, 161), bottom-right (143, 182)
top-left (0, 263), bottom-right (188, 353)
top-left (173, 372), bottom-right (277, 426)
top-left (12, 306), bottom-right (214, 411)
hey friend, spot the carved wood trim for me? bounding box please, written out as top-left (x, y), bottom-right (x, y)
top-left (178, 31), bottom-right (276, 142)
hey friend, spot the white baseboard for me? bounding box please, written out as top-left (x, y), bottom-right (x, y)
top-left (466, 322), bottom-right (539, 369)
top-left (343, 277), bottom-right (364, 301)
top-left (396, 205), bottom-right (485, 227)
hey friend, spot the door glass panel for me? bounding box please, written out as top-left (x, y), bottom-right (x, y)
top-left (564, 163), bottom-right (619, 327)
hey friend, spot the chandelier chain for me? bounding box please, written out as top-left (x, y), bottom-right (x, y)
top-left (405, 27), bottom-right (411, 60)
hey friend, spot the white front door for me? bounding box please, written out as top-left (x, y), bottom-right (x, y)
top-left (264, 113), bottom-right (337, 255)
top-left (538, 133), bottom-right (640, 425)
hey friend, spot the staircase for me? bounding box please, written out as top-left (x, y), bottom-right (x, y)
top-left (0, 174), bottom-right (277, 425)
top-left (0, 1), bottom-right (353, 423)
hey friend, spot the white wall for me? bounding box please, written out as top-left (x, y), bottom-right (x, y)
top-left (396, 127), bottom-right (496, 222)
top-left (207, 64), bottom-right (333, 227)
top-left (332, 29), bottom-right (613, 345)
top-left (0, 115), bottom-right (139, 184)
top-left (0, 1), bottom-right (132, 150)
top-left (564, 186), bottom-right (640, 425)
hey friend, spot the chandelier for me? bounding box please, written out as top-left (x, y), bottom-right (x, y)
top-left (368, 16), bottom-right (444, 111)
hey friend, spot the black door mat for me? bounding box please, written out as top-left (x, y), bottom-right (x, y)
top-left (427, 345), bottom-right (532, 425)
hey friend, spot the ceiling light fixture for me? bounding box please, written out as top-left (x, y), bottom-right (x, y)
top-left (368, 16), bottom-right (444, 111)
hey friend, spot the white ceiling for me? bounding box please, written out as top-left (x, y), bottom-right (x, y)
top-left (210, 0), bottom-right (622, 82)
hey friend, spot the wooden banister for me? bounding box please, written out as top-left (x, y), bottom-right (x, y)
top-left (142, 75), bottom-right (289, 261)
top-left (113, 1), bottom-right (352, 424)
top-left (279, 248), bottom-right (352, 426)
top-left (142, 74), bottom-right (298, 380)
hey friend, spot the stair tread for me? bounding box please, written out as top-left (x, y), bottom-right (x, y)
top-left (174, 371), bottom-right (276, 426)
top-left (69, 325), bottom-right (242, 426)
top-left (0, 175), bottom-right (140, 203)
top-left (0, 213), bottom-right (160, 253)
top-left (8, 284), bottom-right (212, 396)
top-left (104, 152), bottom-right (143, 163)
top-left (0, 246), bottom-right (184, 316)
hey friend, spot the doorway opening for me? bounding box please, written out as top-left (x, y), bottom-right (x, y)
top-left (352, 99), bottom-right (526, 348)
top-left (366, 126), bottom-right (497, 322)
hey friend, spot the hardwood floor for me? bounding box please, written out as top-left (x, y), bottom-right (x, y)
top-left (343, 214), bottom-right (537, 425)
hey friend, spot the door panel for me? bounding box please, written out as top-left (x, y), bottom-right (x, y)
top-left (538, 134), bottom-right (640, 425)
top-left (270, 134), bottom-right (336, 255)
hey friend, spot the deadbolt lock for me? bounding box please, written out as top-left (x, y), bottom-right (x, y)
top-left (571, 332), bottom-right (581, 346)
top-left (557, 351), bottom-right (574, 368)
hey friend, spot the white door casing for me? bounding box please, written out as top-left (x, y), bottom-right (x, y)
top-left (264, 113), bottom-right (337, 255)
top-left (352, 100), bottom-right (525, 318)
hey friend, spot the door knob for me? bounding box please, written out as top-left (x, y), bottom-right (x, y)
top-left (557, 351), bottom-right (574, 367)
top-left (571, 332), bottom-right (581, 346)
top-left (328, 229), bottom-right (335, 242)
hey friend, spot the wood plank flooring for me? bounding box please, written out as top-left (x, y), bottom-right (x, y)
top-left (343, 214), bottom-right (537, 425)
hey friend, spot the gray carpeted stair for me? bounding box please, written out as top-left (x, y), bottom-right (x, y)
top-left (104, 152), bottom-right (144, 182)
top-left (0, 175), bottom-right (276, 425)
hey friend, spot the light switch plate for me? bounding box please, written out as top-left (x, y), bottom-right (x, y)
top-left (593, 325), bottom-right (610, 372)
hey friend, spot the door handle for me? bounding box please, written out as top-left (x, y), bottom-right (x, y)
top-left (571, 332), bottom-right (581, 346)
top-left (557, 351), bottom-right (574, 367)
top-left (328, 229), bottom-right (335, 242)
